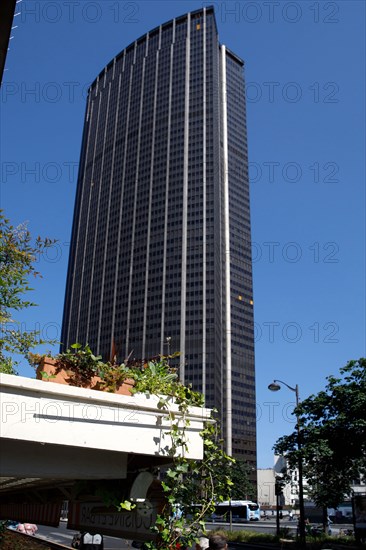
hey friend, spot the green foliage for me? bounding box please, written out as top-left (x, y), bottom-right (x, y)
top-left (57, 342), bottom-right (104, 374)
top-left (30, 343), bottom-right (130, 390)
top-left (32, 346), bottom-right (202, 400)
top-left (0, 356), bottom-right (17, 375)
top-left (215, 458), bottom-right (256, 501)
top-left (128, 353), bottom-right (204, 408)
top-left (211, 528), bottom-right (357, 546)
top-left (54, 343), bottom-right (107, 383)
top-left (118, 358), bottom-right (233, 548)
top-left (127, 355), bottom-right (233, 549)
top-left (37, 370), bottom-right (56, 380)
top-left (143, 413), bottom-right (234, 550)
top-left (274, 358), bottom-right (366, 509)
top-left (0, 210), bottom-right (57, 373)
top-left (119, 500), bottom-right (136, 511)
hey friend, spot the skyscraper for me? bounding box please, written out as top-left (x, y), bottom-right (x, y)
top-left (61, 6), bottom-right (256, 468)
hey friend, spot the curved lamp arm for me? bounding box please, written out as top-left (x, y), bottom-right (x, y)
top-left (268, 379), bottom-right (299, 406)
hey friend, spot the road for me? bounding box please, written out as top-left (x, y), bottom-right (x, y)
top-left (35, 520), bottom-right (285, 548)
top-left (36, 519), bottom-right (354, 548)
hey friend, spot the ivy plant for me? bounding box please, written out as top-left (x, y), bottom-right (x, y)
top-left (146, 418), bottom-right (234, 550)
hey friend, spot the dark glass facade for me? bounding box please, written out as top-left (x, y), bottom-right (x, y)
top-left (61, 7), bottom-right (256, 471)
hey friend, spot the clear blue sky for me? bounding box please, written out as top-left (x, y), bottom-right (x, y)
top-left (1, 0), bottom-right (365, 468)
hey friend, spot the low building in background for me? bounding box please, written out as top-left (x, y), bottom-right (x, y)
top-left (257, 456), bottom-right (365, 518)
top-left (257, 456), bottom-right (308, 512)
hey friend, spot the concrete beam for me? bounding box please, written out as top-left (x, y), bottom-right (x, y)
top-left (0, 373), bottom-right (210, 460)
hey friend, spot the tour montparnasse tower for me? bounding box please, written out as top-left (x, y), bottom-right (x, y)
top-left (61, 6), bottom-right (256, 469)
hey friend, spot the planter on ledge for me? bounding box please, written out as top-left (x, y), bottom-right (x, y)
top-left (36, 357), bottom-right (135, 396)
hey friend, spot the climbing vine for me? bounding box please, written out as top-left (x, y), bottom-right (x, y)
top-left (146, 417), bottom-right (234, 550)
top-left (129, 357), bottom-right (234, 549)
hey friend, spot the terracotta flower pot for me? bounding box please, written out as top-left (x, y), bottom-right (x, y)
top-left (36, 357), bottom-right (135, 396)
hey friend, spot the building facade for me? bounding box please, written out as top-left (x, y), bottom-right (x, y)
top-left (257, 457), bottom-right (309, 509)
top-left (61, 7), bottom-right (256, 467)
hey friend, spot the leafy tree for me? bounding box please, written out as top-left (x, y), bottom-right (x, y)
top-left (229, 459), bottom-right (256, 501)
top-left (0, 210), bottom-right (55, 373)
top-left (215, 458), bottom-right (256, 501)
top-left (274, 358), bottom-right (366, 510)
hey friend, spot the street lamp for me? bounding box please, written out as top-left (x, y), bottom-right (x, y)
top-left (268, 379), bottom-right (306, 546)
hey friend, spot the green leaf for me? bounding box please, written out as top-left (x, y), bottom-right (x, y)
top-left (119, 500), bottom-right (135, 511)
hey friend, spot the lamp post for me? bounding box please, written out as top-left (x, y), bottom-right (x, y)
top-left (268, 380), bottom-right (306, 546)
